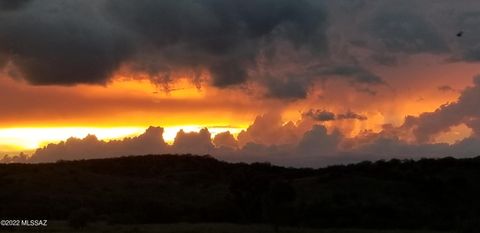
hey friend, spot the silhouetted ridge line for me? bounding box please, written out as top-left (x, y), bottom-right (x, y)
top-left (1, 154), bottom-right (480, 231)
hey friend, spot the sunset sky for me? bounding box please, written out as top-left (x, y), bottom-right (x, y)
top-left (2, 0), bottom-right (480, 166)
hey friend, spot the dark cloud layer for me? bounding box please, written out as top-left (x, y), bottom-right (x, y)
top-left (317, 65), bottom-right (384, 86)
top-left (369, 11), bottom-right (448, 54)
top-left (0, 0), bottom-right (133, 85)
top-left (2, 0), bottom-right (480, 99)
top-left (0, 0), bottom-right (31, 11)
top-left (0, 0), bottom-right (327, 91)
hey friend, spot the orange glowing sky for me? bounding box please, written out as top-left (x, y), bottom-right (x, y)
top-left (1, 54), bottom-right (478, 154)
top-left (3, 0), bottom-right (480, 163)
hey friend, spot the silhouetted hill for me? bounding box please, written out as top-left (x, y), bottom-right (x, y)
top-left (1, 154), bottom-right (480, 231)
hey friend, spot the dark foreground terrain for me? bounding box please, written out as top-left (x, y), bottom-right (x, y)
top-left (1, 155), bottom-right (480, 232)
top-left (0, 222), bottom-right (451, 233)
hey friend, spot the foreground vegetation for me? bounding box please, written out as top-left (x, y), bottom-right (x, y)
top-left (0, 222), bottom-right (452, 233)
top-left (1, 154), bottom-right (480, 232)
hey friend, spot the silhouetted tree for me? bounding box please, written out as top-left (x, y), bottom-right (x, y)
top-left (263, 181), bottom-right (296, 232)
top-left (68, 208), bottom-right (94, 229)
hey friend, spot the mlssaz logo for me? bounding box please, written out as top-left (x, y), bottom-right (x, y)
top-left (21, 220), bottom-right (48, 227)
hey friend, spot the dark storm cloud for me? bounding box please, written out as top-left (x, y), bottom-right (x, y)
top-left (315, 65), bottom-right (385, 85)
top-left (264, 76), bottom-right (310, 99)
top-left (454, 11), bottom-right (480, 62)
top-left (0, 0), bottom-right (31, 11)
top-left (369, 11), bottom-right (448, 54)
top-left (104, 0), bottom-right (328, 87)
top-left (260, 64), bottom-right (386, 100)
top-left (0, 0), bottom-right (328, 89)
top-left (0, 0), bottom-right (133, 85)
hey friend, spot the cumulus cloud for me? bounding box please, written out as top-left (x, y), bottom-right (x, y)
top-left (5, 1), bottom-right (480, 166)
top-left (296, 125), bottom-right (342, 156)
top-left (3, 109), bottom-right (480, 166)
top-left (400, 76), bottom-right (480, 143)
top-left (29, 126), bottom-right (168, 162)
top-left (237, 112), bottom-right (306, 146)
top-left (172, 128), bottom-right (215, 154)
top-left (213, 131), bottom-right (238, 149)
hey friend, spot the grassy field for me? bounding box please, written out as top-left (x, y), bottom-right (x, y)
top-left (0, 222), bottom-right (453, 233)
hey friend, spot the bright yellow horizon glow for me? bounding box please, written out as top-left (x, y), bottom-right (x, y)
top-left (0, 126), bottom-right (244, 154)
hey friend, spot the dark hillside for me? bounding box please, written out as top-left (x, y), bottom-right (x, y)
top-left (1, 155), bottom-right (480, 231)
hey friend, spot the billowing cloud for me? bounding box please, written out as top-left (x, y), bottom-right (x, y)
top-left (0, 0), bottom-right (133, 85)
top-left (401, 76), bottom-right (480, 143)
top-left (296, 125), bottom-right (342, 156)
top-left (0, 0), bottom-right (328, 93)
top-left (2, 106), bottom-right (480, 166)
top-left (29, 126), bottom-right (167, 162)
top-left (5, 1), bottom-right (480, 167)
top-left (213, 131), bottom-right (238, 149)
top-left (172, 128), bottom-right (215, 154)
top-left (237, 112), bottom-right (305, 146)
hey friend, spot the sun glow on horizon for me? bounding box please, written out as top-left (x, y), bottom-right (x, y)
top-left (0, 126), bottom-right (244, 154)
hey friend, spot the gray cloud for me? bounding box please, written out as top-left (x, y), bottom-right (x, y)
top-left (0, 0), bottom-right (134, 85)
top-left (3, 0), bottom-right (480, 99)
top-left (0, 0), bottom-right (328, 91)
top-left (303, 109), bottom-right (368, 122)
top-left (369, 11), bottom-right (448, 54)
top-left (213, 131), bottom-right (238, 149)
top-left (303, 109), bottom-right (336, 122)
top-left (0, 0), bottom-right (31, 11)
top-left (454, 11), bottom-right (480, 61)
top-left (172, 128), bottom-right (215, 154)
top-left (29, 126), bottom-right (167, 162)
top-left (296, 125), bottom-right (342, 156)
top-left (317, 65), bottom-right (385, 85)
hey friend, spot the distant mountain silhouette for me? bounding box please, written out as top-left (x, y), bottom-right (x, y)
top-left (1, 154), bottom-right (480, 231)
